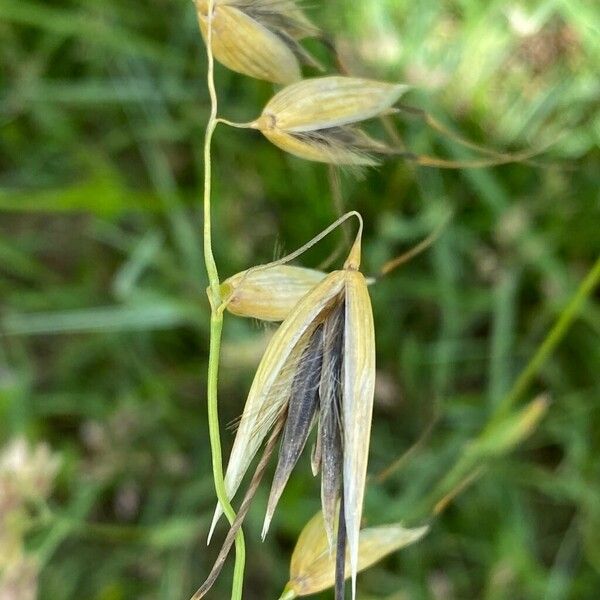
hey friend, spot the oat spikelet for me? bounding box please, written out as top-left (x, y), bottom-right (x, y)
top-left (195, 0), bottom-right (321, 84)
top-left (252, 76), bottom-right (410, 164)
top-left (342, 268), bottom-right (375, 599)
top-left (220, 265), bottom-right (327, 322)
top-left (281, 510), bottom-right (429, 598)
top-left (210, 212), bottom-right (378, 600)
top-left (208, 271), bottom-right (347, 540)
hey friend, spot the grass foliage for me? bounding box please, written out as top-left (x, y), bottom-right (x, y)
top-left (1, 0), bottom-right (599, 598)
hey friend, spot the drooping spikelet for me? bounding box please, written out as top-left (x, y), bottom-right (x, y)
top-left (251, 76), bottom-right (410, 164)
top-left (220, 265), bottom-right (327, 321)
top-left (195, 0), bottom-right (321, 84)
top-left (210, 212), bottom-right (376, 599)
top-left (280, 510), bottom-right (429, 598)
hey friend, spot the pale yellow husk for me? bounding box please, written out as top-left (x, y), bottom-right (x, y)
top-left (211, 215), bottom-right (377, 599)
top-left (257, 76), bottom-right (409, 132)
top-left (259, 128), bottom-right (384, 166)
top-left (195, 1), bottom-right (301, 84)
top-left (282, 511), bottom-right (429, 597)
top-left (208, 271), bottom-right (346, 539)
top-left (220, 265), bottom-right (327, 321)
top-left (342, 270), bottom-right (376, 599)
top-left (253, 76), bottom-right (409, 164)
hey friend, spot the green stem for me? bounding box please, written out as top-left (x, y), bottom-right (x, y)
top-left (206, 311), bottom-right (245, 600)
top-left (491, 254), bottom-right (600, 421)
top-left (421, 253), bottom-right (600, 517)
top-left (201, 1), bottom-right (245, 598)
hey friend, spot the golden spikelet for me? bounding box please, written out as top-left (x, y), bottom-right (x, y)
top-left (208, 269), bottom-right (347, 537)
top-left (220, 265), bottom-right (327, 322)
top-left (251, 76), bottom-right (409, 164)
top-left (280, 510), bottom-right (429, 598)
top-left (209, 212), bottom-right (377, 599)
top-left (195, 0), bottom-right (321, 84)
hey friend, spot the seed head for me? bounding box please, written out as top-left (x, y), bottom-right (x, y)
top-left (252, 76), bottom-right (410, 164)
top-left (210, 215), bottom-right (377, 599)
top-left (195, 0), bottom-right (321, 84)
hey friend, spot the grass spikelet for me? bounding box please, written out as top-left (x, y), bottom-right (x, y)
top-left (279, 510), bottom-right (429, 598)
top-left (208, 270), bottom-right (347, 540)
top-left (195, 0), bottom-right (320, 84)
top-left (211, 211), bottom-right (376, 599)
top-left (220, 265), bottom-right (327, 321)
top-left (251, 76), bottom-right (409, 164)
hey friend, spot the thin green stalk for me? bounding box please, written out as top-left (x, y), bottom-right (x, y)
top-left (491, 254), bottom-right (600, 421)
top-left (420, 254), bottom-right (600, 517)
top-left (201, 2), bottom-right (245, 599)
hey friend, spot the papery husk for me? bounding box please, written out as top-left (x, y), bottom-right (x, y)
top-left (342, 270), bottom-right (376, 598)
top-left (253, 76), bottom-right (409, 164)
top-left (318, 302), bottom-right (344, 550)
top-left (211, 213), bottom-right (377, 600)
top-left (259, 126), bottom-right (391, 166)
top-left (220, 265), bottom-right (327, 322)
top-left (196, 1), bottom-right (301, 84)
top-left (208, 271), bottom-right (346, 540)
top-left (262, 326), bottom-right (324, 538)
top-left (257, 77), bottom-right (409, 132)
top-left (282, 511), bottom-right (429, 598)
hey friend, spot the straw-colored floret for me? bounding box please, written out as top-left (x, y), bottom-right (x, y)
top-left (210, 215), bottom-right (376, 599)
top-left (252, 76), bottom-right (410, 164)
top-left (280, 510), bottom-right (429, 598)
top-left (195, 0), bottom-right (321, 84)
top-left (220, 265), bottom-right (327, 321)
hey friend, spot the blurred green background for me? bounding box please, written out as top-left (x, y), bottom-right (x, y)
top-left (1, 0), bottom-right (599, 598)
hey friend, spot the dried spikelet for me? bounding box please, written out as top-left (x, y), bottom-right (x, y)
top-left (220, 265), bottom-right (327, 321)
top-left (280, 510), bottom-right (429, 598)
top-left (251, 76), bottom-right (409, 164)
top-left (195, 0), bottom-right (321, 84)
top-left (210, 212), bottom-right (376, 599)
top-left (208, 270), bottom-right (347, 540)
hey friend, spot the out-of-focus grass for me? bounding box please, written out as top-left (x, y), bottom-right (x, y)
top-left (1, 0), bottom-right (599, 598)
